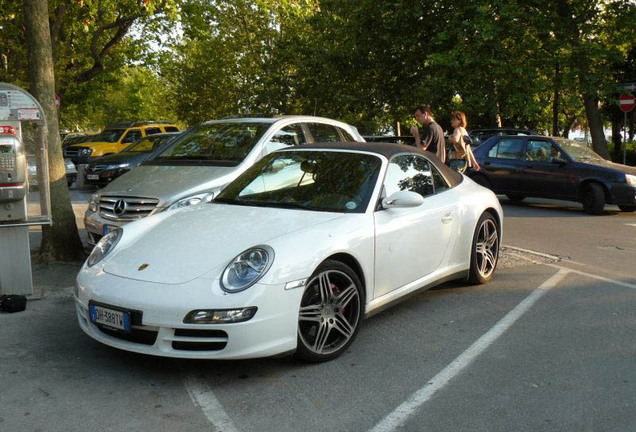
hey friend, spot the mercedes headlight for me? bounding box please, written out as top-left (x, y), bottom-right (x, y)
top-left (167, 191), bottom-right (216, 211)
top-left (221, 246), bottom-right (274, 293)
top-left (89, 193), bottom-right (99, 212)
top-left (626, 174), bottom-right (636, 186)
top-left (87, 229), bottom-right (122, 267)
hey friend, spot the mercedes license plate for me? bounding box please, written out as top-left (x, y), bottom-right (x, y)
top-left (87, 174), bottom-right (99, 180)
top-left (89, 304), bottom-right (131, 332)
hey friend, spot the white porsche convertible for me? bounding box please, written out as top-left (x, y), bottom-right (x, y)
top-left (76, 143), bottom-right (503, 362)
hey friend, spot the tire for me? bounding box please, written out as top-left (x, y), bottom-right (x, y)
top-left (471, 174), bottom-right (492, 190)
top-left (295, 260), bottom-right (363, 362)
top-left (468, 212), bottom-right (500, 285)
top-left (581, 183), bottom-right (605, 215)
top-left (618, 205), bottom-right (636, 213)
top-left (506, 194), bottom-right (525, 202)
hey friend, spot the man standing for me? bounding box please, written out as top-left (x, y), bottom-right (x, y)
top-left (410, 105), bottom-right (446, 162)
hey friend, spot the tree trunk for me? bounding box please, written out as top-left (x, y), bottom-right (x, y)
top-left (23, 0), bottom-right (85, 262)
top-left (552, 61), bottom-right (560, 136)
top-left (582, 94), bottom-right (610, 159)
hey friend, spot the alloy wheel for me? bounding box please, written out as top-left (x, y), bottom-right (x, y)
top-left (298, 269), bottom-right (361, 356)
top-left (475, 218), bottom-right (499, 279)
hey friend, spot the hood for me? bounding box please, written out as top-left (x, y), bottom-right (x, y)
top-left (89, 152), bottom-right (149, 168)
top-left (99, 164), bottom-right (237, 205)
top-left (103, 204), bottom-right (342, 284)
top-left (576, 158), bottom-right (636, 176)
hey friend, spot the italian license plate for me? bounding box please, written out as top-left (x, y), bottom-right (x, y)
top-left (89, 304), bottom-right (131, 332)
top-left (87, 174), bottom-right (99, 180)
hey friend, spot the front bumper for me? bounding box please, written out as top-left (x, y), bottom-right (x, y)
top-left (75, 272), bottom-right (303, 359)
top-left (84, 209), bottom-right (127, 246)
top-left (610, 183), bottom-right (636, 206)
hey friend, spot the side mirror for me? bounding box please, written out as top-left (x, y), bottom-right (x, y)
top-left (382, 190), bottom-right (424, 209)
top-left (551, 157), bottom-right (567, 166)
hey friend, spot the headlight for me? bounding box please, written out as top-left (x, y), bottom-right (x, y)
top-left (626, 174), bottom-right (636, 186)
top-left (221, 246), bottom-right (274, 293)
top-left (89, 193), bottom-right (99, 212)
top-left (166, 191), bottom-right (216, 211)
top-left (81, 148), bottom-right (92, 156)
top-left (106, 163), bottom-right (130, 170)
top-left (87, 229), bottom-right (122, 267)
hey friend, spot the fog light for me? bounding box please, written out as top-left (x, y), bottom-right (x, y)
top-left (184, 307), bottom-right (257, 324)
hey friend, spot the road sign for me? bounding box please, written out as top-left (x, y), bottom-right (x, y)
top-left (619, 94), bottom-right (634, 113)
top-left (619, 82), bottom-right (636, 92)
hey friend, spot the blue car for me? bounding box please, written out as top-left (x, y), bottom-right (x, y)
top-left (84, 132), bottom-right (180, 187)
top-left (467, 135), bottom-right (636, 214)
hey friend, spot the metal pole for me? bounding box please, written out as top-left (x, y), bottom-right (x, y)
top-left (624, 111), bottom-right (628, 165)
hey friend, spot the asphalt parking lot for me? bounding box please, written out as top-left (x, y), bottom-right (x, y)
top-left (2, 193), bottom-right (635, 432)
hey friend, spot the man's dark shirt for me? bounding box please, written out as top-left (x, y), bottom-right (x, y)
top-left (420, 120), bottom-right (444, 155)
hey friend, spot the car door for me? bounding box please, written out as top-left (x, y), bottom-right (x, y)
top-left (519, 138), bottom-right (574, 198)
top-left (482, 137), bottom-right (525, 193)
top-left (374, 154), bottom-right (457, 298)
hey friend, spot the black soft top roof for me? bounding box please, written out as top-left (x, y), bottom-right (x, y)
top-left (282, 141), bottom-right (464, 188)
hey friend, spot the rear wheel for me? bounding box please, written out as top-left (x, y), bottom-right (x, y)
top-left (618, 205), bottom-right (636, 213)
top-left (295, 260), bottom-right (363, 362)
top-left (468, 212), bottom-right (500, 285)
top-left (506, 194), bottom-right (525, 202)
top-left (581, 183), bottom-right (605, 215)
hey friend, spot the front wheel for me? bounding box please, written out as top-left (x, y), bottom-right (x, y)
top-left (295, 260), bottom-right (363, 362)
top-left (618, 205), bottom-right (636, 213)
top-left (468, 212), bottom-right (500, 285)
top-left (581, 183), bottom-right (605, 215)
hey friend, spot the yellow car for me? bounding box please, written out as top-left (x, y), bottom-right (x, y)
top-left (63, 121), bottom-right (179, 164)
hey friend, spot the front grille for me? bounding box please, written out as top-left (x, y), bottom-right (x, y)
top-left (63, 148), bottom-right (80, 157)
top-left (99, 195), bottom-right (159, 221)
top-left (97, 326), bottom-right (158, 346)
top-left (171, 329), bottom-right (228, 351)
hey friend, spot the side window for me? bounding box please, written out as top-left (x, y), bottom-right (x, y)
top-left (145, 127), bottom-right (161, 135)
top-left (487, 138), bottom-right (523, 160)
top-left (307, 123), bottom-right (340, 142)
top-left (121, 129), bottom-right (142, 144)
top-left (271, 124), bottom-right (307, 147)
top-left (164, 126), bottom-right (179, 133)
top-left (431, 164), bottom-right (449, 193)
top-left (336, 127), bottom-right (356, 142)
top-left (384, 155), bottom-right (434, 198)
top-left (525, 140), bottom-right (561, 162)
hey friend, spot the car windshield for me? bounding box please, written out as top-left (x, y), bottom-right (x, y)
top-left (124, 135), bottom-right (169, 153)
top-left (215, 150), bottom-right (382, 213)
top-left (155, 122), bottom-right (271, 165)
top-left (555, 139), bottom-right (605, 162)
top-left (90, 129), bottom-right (125, 143)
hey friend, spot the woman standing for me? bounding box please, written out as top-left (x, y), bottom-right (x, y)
top-left (448, 111), bottom-right (480, 173)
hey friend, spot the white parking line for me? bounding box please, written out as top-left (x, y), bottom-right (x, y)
top-left (548, 264), bottom-right (636, 290)
top-left (184, 375), bottom-right (240, 432)
top-left (368, 269), bottom-right (570, 432)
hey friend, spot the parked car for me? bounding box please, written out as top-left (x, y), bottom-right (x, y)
top-left (64, 121), bottom-right (180, 164)
top-left (28, 155), bottom-right (77, 188)
top-left (467, 135), bottom-right (636, 214)
top-left (84, 116), bottom-right (365, 245)
top-left (468, 128), bottom-right (540, 147)
top-left (84, 132), bottom-right (180, 188)
top-left (76, 142), bottom-right (503, 361)
top-left (62, 132), bottom-right (98, 148)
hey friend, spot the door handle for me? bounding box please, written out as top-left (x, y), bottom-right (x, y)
top-left (441, 212), bottom-right (453, 223)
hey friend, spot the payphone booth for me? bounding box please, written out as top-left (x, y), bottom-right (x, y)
top-left (0, 83), bottom-right (52, 296)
